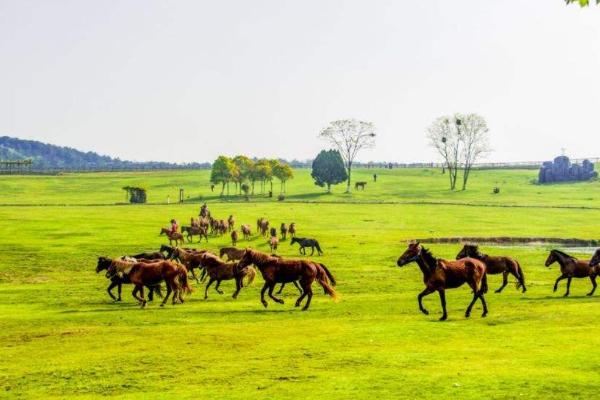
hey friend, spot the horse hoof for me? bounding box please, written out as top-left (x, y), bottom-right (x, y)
top-left (439, 316), bottom-right (447, 321)
top-left (465, 313), bottom-right (471, 318)
top-left (563, 293), bottom-right (570, 297)
top-left (481, 312), bottom-right (488, 318)
top-left (494, 289), bottom-right (502, 293)
top-left (262, 301), bottom-right (268, 308)
top-left (587, 293), bottom-right (594, 297)
top-left (421, 309), bottom-right (429, 315)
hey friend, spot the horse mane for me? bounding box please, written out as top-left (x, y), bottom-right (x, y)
top-left (247, 249), bottom-right (274, 264)
top-left (420, 247), bottom-right (438, 272)
top-left (551, 249), bottom-right (577, 261)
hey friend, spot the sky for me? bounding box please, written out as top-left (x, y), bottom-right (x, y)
top-left (1, 0), bottom-right (599, 164)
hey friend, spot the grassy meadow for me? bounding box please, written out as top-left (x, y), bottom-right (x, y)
top-left (2, 168), bottom-right (600, 399)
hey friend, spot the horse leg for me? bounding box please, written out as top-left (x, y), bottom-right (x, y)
top-left (553, 274), bottom-right (567, 293)
top-left (232, 277), bottom-right (241, 299)
top-left (117, 282), bottom-right (122, 301)
top-left (465, 290), bottom-right (479, 318)
top-left (190, 267), bottom-right (200, 283)
top-left (260, 282), bottom-right (269, 308)
top-left (215, 280), bottom-right (224, 295)
top-left (438, 289), bottom-right (447, 321)
top-left (148, 286), bottom-right (154, 302)
top-left (310, 246), bottom-right (315, 256)
top-left (301, 282), bottom-right (313, 311)
top-left (564, 277), bottom-right (573, 297)
top-left (293, 281), bottom-right (303, 294)
top-left (295, 285), bottom-right (308, 307)
top-left (588, 275), bottom-right (597, 296)
top-left (138, 286), bottom-right (147, 308)
top-left (200, 267), bottom-right (207, 283)
top-left (171, 281), bottom-right (179, 305)
top-left (495, 271), bottom-right (509, 293)
top-left (276, 283), bottom-right (285, 294)
top-left (268, 283), bottom-right (284, 304)
top-left (417, 287), bottom-right (434, 315)
top-left (160, 282), bottom-right (172, 307)
top-left (205, 278), bottom-right (215, 299)
top-left (107, 281), bottom-right (118, 301)
top-left (479, 294), bottom-right (488, 317)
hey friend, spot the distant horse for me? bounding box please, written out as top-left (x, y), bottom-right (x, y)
top-left (545, 250), bottom-right (598, 297)
top-left (280, 223), bottom-right (288, 240)
top-left (181, 225), bottom-right (208, 243)
top-left (270, 227), bottom-right (277, 237)
top-left (288, 223), bottom-right (296, 238)
top-left (397, 242), bottom-right (488, 321)
top-left (237, 249), bottom-right (337, 311)
top-left (220, 247), bottom-right (246, 262)
top-left (160, 228), bottom-right (185, 246)
top-left (96, 256), bottom-right (163, 302)
top-left (291, 237), bottom-right (323, 256)
top-left (259, 219), bottom-right (270, 237)
top-left (355, 181), bottom-right (367, 190)
top-left (198, 252), bottom-right (256, 299)
top-left (231, 230), bottom-right (239, 246)
top-left (228, 215), bottom-right (235, 231)
top-left (270, 236), bottom-right (279, 253)
top-left (456, 244), bottom-right (526, 293)
top-left (129, 251), bottom-right (165, 261)
top-left (106, 259), bottom-right (191, 307)
top-left (241, 224), bottom-right (252, 240)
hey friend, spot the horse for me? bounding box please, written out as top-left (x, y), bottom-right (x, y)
top-left (456, 244), bottom-right (526, 293)
top-left (545, 249), bottom-right (598, 297)
top-left (181, 225), bottom-right (208, 243)
top-left (231, 230), bottom-right (239, 246)
top-left (270, 236), bottom-right (279, 252)
top-left (198, 252), bottom-right (256, 299)
top-left (280, 223), bottom-right (288, 240)
top-left (396, 242), bottom-right (488, 321)
top-left (170, 247), bottom-right (210, 283)
top-left (160, 228), bottom-right (185, 246)
top-left (106, 259), bottom-right (191, 307)
top-left (219, 247), bottom-right (246, 262)
top-left (355, 181), bottom-right (367, 190)
top-left (291, 237), bottom-right (323, 256)
top-left (228, 215), bottom-right (235, 231)
top-left (96, 256), bottom-right (163, 302)
top-left (241, 224), bottom-right (252, 240)
top-left (259, 220), bottom-right (270, 237)
top-left (288, 223), bottom-right (296, 238)
top-left (591, 249), bottom-right (600, 267)
top-left (129, 251), bottom-right (165, 261)
top-left (237, 249), bottom-right (338, 311)
top-left (270, 227), bottom-right (277, 238)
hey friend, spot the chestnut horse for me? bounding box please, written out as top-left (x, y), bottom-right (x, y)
top-left (269, 236), bottom-right (279, 253)
top-left (237, 249), bottom-right (337, 311)
top-left (397, 242), bottom-right (488, 321)
top-left (170, 247), bottom-right (210, 283)
top-left (96, 256), bottom-right (162, 302)
top-left (160, 228), bottom-right (185, 246)
top-left (456, 244), bottom-right (526, 293)
top-left (545, 249), bottom-right (598, 297)
top-left (219, 247), bottom-right (246, 262)
top-left (198, 252), bottom-right (256, 299)
top-left (231, 230), bottom-right (239, 246)
top-left (106, 259), bottom-right (191, 307)
top-left (241, 224), bottom-right (252, 240)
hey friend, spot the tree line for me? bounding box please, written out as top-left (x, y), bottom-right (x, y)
top-left (210, 156), bottom-right (293, 196)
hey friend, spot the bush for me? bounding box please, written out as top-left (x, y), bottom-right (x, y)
top-left (277, 194), bottom-right (285, 201)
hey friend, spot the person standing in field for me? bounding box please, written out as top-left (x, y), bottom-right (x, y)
top-left (373, 174), bottom-right (377, 182)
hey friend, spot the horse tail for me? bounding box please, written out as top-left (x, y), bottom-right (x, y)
top-left (515, 260), bottom-right (526, 290)
top-left (178, 266), bottom-right (193, 294)
top-left (318, 263), bottom-right (336, 286)
top-left (317, 275), bottom-right (340, 302)
top-left (315, 241), bottom-right (323, 254)
top-left (243, 266), bottom-right (256, 286)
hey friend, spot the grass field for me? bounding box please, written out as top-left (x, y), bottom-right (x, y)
top-left (2, 168), bottom-right (600, 399)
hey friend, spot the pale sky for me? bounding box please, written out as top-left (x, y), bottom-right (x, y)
top-left (1, 1), bottom-right (599, 164)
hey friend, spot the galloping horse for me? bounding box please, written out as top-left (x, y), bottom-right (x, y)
top-left (219, 247), bottom-right (246, 262)
top-left (237, 249), bottom-right (337, 311)
top-left (96, 256), bottom-right (162, 302)
top-left (160, 228), bottom-right (185, 246)
top-left (198, 252), bottom-right (256, 299)
top-left (181, 225), bottom-right (208, 243)
top-left (456, 244), bottom-right (526, 293)
top-left (397, 242), bottom-right (488, 321)
top-left (170, 247), bottom-right (209, 283)
top-left (106, 259), bottom-right (191, 307)
top-left (545, 250), bottom-right (598, 297)
top-left (291, 237), bottom-right (323, 256)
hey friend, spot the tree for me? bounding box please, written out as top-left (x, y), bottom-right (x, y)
top-left (311, 150), bottom-right (348, 193)
top-left (427, 115), bottom-right (462, 190)
top-left (210, 156), bottom-right (237, 196)
top-left (566, 0), bottom-right (599, 6)
top-left (252, 159), bottom-right (272, 195)
top-left (457, 114), bottom-right (490, 190)
top-left (319, 119), bottom-right (376, 193)
top-left (233, 155), bottom-right (254, 194)
top-left (273, 161), bottom-right (294, 193)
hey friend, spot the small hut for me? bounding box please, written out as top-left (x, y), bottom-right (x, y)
top-left (123, 186), bottom-right (147, 204)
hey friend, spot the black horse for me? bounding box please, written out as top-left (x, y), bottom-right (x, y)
top-left (290, 237), bottom-right (323, 256)
top-left (95, 257), bottom-right (163, 302)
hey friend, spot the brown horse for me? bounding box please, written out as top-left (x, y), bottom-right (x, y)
top-left (288, 223), bottom-right (296, 238)
top-left (269, 236), bottom-right (279, 252)
top-left (241, 224), bottom-right (252, 240)
top-left (280, 223), bottom-right (288, 240)
top-left (237, 249), bottom-right (338, 311)
top-left (198, 252), bottom-right (256, 299)
top-left (231, 230), bottom-right (239, 246)
top-left (228, 215), bottom-right (235, 231)
top-left (397, 242), bottom-right (488, 321)
top-left (170, 247), bottom-right (210, 283)
top-left (456, 244), bottom-right (526, 293)
top-left (258, 219), bottom-right (269, 237)
top-left (96, 256), bottom-right (163, 302)
top-left (219, 247), bottom-right (246, 262)
top-left (181, 225), bottom-right (208, 243)
top-left (545, 250), bottom-right (598, 297)
top-left (591, 249), bottom-right (600, 267)
top-left (160, 228), bottom-right (185, 246)
top-left (106, 259), bottom-right (191, 307)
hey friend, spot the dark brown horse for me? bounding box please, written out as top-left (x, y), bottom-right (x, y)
top-left (170, 247), bottom-right (209, 283)
top-left (456, 244), bottom-right (526, 293)
top-left (591, 249), bottom-right (600, 268)
top-left (231, 230), bottom-right (239, 246)
top-left (181, 225), bottom-right (209, 243)
top-left (545, 250), bottom-right (598, 296)
top-left (106, 259), bottom-right (191, 307)
top-left (160, 228), bottom-right (185, 246)
top-left (96, 256), bottom-right (162, 301)
top-left (198, 252), bottom-right (256, 299)
top-left (288, 223), bottom-right (296, 238)
top-left (237, 249), bottom-right (337, 311)
top-left (228, 215), bottom-right (235, 231)
top-left (219, 247), bottom-right (246, 262)
top-left (280, 223), bottom-right (288, 240)
top-left (397, 242), bottom-right (488, 321)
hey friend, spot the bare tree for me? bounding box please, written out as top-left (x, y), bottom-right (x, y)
top-left (427, 115), bottom-right (462, 190)
top-left (319, 119), bottom-right (376, 193)
top-left (458, 114), bottom-right (490, 190)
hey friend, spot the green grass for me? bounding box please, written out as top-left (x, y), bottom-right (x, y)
top-left (1, 169), bottom-right (600, 399)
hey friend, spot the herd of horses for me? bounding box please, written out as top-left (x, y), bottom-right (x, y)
top-left (97, 210), bottom-right (600, 320)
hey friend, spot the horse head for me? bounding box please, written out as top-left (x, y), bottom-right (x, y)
top-left (545, 250), bottom-right (558, 267)
top-left (456, 244), bottom-right (478, 260)
top-left (397, 242), bottom-right (421, 267)
top-left (96, 256), bottom-right (112, 273)
top-left (590, 249), bottom-right (600, 268)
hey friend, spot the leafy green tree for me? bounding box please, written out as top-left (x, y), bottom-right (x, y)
top-left (210, 156), bottom-right (238, 196)
top-left (273, 161), bottom-right (294, 193)
top-left (311, 150), bottom-right (348, 193)
top-left (566, 0), bottom-right (599, 6)
top-left (233, 155), bottom-right (254, 194)
top-left (253, 159), bottom-right (272, 195)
